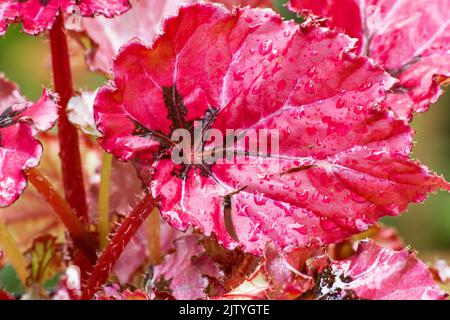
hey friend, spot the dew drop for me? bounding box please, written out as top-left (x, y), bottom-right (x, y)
top-left (320, 218), bottom-right (338, 231)
top-left (233, 70), bottom-right (245, 81)
top-left (304, 79), bottom-right (315, 93)
top-left (351, 193), bottom-right (367, 204)
top-left (336, 98), bottom-right (345, 109)
top-left (358, 81), bottom-right (373, 91)
top-left (252, 85), bottom-right (261, 95)
top-left (248, 22), bottom-right (263, 32)
top-left (259, 40), bottom-right (273, 56)
top-left (254, 194), bottom-right (267, 206)
top-left (294, 224), bottom-right (307, 235)
top-left (296, 190), bottom-right (309, 201)
top-left (306, 66), bottom-right (316, 77)
top-left (353, 104), bottom-right (364, 114)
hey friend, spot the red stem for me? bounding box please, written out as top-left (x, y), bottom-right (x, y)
top-left (25, 168), bottom-right (97, 265)
top-left (82, 194), bottom-right (156, 299)
top-left (49, 12), bottom-right (88, 222)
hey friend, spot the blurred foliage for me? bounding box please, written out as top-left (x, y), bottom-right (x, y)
top-left (0, 24), bottom-right (104, 101)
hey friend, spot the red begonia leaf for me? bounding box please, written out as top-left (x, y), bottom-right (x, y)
top-left (316, 241), bottom-right (447, 300)
top-left (150, 234), bottom-right (223, 300)
top-left (25, 235), bottom-right (64, 293)
top-left (215, 0), bottom-right (273, 9)
top-left (0, 75), bottom-right (59, 207)
top-left (288, 0), bottom-right (450, 120)
top-left (263, 245), bottom-right (315, 299)
top-left (80, 0), bottom-right (273, 73)
top-left (0, 0), bottom-right (130, 35)
top-left (203, 235), bottom-right (259, 290)
top-left (94, 4), bottom-right (450, 255)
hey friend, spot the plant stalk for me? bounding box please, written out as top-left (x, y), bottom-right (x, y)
top-left (49, 11), bottom-right (88, 222)
top-left (147, 208), bottom-right (161, 266)
top-left (98, 153), bottom-right (113, 250)
top-left (82, 193), bottom-right (155, 299)
top-left (25, 168), bottom-right (97, 264)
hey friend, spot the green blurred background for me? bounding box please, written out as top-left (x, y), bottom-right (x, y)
top-left (0, 0), bottom-right (448, 271)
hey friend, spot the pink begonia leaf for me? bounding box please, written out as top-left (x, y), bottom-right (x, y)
top-left (263, 245), bottom-right (315, 299)
top-left (288, 0), bottom-right (450, 120)
top-left (316, 241), bottom-right (448, 300)
top-left (94, 4), bottom-right (450, 255)
top-left (0, 75), bottom-right (59, 207)
top-left (151, 234), bottom-right (223, 300)
top-left (80, 0), bottom-right (273, 73)
top-left (0, 0), bottom-right (130, 35)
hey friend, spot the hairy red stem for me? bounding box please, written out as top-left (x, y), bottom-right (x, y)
top-left (82, 194), bottom-right (156, 299)
top-left (49, 12), bottom-right (88, 222)
top-left (25, 168), bottom-right (97, 264)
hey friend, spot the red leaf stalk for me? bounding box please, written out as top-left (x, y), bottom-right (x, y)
top-left (25, 168), bottom-right (97, 264)
top-left (49, 11), bottom-right (88, 222)
top-left (82, 193), bottom-right (156, 299)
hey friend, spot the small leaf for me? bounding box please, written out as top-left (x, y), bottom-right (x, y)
top-left (25, 235), bottom-right (64, 295)
top-left (0, 75), bottom-right (59, 207)
top-left (316, 241), bottom-right (448, 300)
top-left (150, 234), bottom-right (223, 300)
